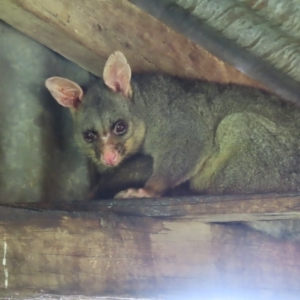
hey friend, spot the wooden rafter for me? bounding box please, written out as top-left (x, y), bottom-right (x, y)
top-left (1, 203), bottom-right (300, 298)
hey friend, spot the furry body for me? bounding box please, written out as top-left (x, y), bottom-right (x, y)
top-left (74, 74), bottom-right (300, 196)
top-left (45, 51), bottom-right (300, 240)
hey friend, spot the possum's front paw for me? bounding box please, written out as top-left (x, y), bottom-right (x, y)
top-left (114, 188), bottom-right (152, 199)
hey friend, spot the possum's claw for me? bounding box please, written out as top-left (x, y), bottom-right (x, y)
top-left (114, 188), bottom-right (152, 199)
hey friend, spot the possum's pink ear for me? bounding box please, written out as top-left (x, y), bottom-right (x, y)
top-left (45, 77), bottom-right (83, 109)
top-left (103, 51), bottom-right (132, 98)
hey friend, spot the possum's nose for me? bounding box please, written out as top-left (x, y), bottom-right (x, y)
top-left (102, 150), bottom-right (118, 166)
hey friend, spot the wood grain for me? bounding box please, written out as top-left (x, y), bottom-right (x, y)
top-left (0, 0), bottom-right (265, 89)
top-left (1, 206), bottom-right (300, 298)
top-left (5, 192), bottom-right (300, 222)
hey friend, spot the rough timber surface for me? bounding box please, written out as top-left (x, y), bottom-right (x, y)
top-left (7, 192), bottom-right (300, 222)
top-left (1, 204), bottom-right (300, 299)
top-left (0, 0), bottom-right (264, 90)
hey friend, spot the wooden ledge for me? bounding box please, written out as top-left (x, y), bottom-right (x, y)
top-left (1, 194), bottom-right (300, 298)
top-left (3, 192), bottom-right (300, 222)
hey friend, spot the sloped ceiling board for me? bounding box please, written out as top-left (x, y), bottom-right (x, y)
top-left (128, 0), bottom-right (300, 105)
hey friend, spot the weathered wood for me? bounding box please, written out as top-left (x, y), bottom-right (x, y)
top-left (1, 206), bottom-right (300, 299)
top-left (5, 193), bottom-right (300, 222)
top-left (128, 0), bottom-right (300, 105)
top-left (0, 0), bottom-right (265, 90)
top-left (0, 294), bottom-right (159, 300)
top-left (129, 0), bottom-right (300, 82)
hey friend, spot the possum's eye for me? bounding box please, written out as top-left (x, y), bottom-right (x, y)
top-left (112, 120), bottom-right (128, 136)
top-left (83, 130), bottom-right (97, 143)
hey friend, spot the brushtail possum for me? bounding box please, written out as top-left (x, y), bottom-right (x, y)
top-left (45, 51), bottom-right (300, 201)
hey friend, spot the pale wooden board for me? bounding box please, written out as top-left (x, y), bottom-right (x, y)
top-left (0, 0), bottom-right (265, 90)
top-left (0, 206), bottom-right (300, 299)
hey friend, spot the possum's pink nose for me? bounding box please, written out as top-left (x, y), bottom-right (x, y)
top-left (102, 151), bottom-right (118, 166)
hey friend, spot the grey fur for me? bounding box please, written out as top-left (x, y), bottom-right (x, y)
top-left (68, 73), bottom-right (300, 240)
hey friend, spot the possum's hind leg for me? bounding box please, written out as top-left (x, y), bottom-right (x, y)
top-left (190, 112), bottom-right (296, 195)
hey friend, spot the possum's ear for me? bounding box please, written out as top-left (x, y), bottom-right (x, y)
top-left (103, 51), bottom-right (132, 98)
top-left (45, 77), bottom-right (83, 109)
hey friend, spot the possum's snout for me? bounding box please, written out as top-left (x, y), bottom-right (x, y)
top-left (100, 143), bottom-right (126, 167)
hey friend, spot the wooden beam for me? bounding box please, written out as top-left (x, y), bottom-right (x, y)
top-left (1, 206), bottom-right (300, 298)
top-left (0, 0), bottom-right (265, 90)
top-left (5, 192), bottom-right (300, 222)
top-left (128, 0), bottom-right (300, 105)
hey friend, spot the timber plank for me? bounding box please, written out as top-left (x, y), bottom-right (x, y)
top-left (0, 206), bottom-right (300, 298)
top-left (4, 192), bottom-right (300, 222)
top-left (0, 0), bottom-right (264, 89)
